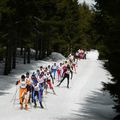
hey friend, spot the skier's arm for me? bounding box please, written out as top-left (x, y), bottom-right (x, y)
top-left (16, 80), bottom-right (20, 85)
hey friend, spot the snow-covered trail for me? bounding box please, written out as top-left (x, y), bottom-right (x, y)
top-left (0, 58), bottom-right (116, 120)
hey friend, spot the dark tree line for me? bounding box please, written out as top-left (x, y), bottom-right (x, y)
top-left (94, 0), bottom-right (120, 119)
top-left (0, 0), bottom-right (96, 75)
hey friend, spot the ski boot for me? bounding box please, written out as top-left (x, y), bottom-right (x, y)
top-left (20, 103), bottom-right (23, 109)
top-left (34, 101), bottom-right (37, 108)
top-left (40, 102), bottom-right (44, 109)
top-left (25, 105), bottom-right (28, 110)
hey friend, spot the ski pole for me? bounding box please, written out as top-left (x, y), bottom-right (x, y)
top-left (42, 97), bottom-right (47, 110)
top-left (10, 86), bottom-right (19, 104)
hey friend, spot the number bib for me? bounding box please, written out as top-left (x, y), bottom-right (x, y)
top-left (20, 80), bottom-right (27, 88)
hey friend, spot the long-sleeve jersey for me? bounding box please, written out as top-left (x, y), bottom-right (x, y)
top-left (51, 65), bottom-right (58, 70)
top-left (63, 66), bottom-right (72, 75)
top-left (46, 73), bottom-right (52, 81)
top-left (16, 79), bottom-right (30, 88)
top-left (32, 83), bottom-right (42, 92)
top-left (37, 75), bottom-right (44, 84)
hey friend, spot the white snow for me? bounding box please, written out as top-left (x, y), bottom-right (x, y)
top-left (78, 0), bottom-right (96, 5)
top-left (0, 51), bottom-right (117, 120)
top-left (45, 52), bottom-right (66, 61)
top-left (86, 49), bottom-right (99, 60)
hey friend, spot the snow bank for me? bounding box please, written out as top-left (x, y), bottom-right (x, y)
top-left (45, 52), bottom-right (66, 61)
top-left (17, 48), bottom-right (35, 53)
top-left (86, 49), bottom-right (99, 60)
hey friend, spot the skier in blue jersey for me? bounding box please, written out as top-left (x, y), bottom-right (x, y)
top-left (31, 81), bottom-right (44, 108)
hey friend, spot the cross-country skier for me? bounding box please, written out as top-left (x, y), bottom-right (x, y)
top-left (39, 66), bottom-right (44, 75)
top-left (31, 81), bottom-right (44, 108)
top-left (51, 63), bottom-right (58, 82)
top-left (48, 65), bottom-right (54, 83)
top-left (16, 75), bottom-right (30, 110)
top-left (72, 58), bottom-right (77, 73)
top-left (45, 71), bottom-right (56, 94)
top-left (56, 63), bottom-right (63, 82)
top-left (31, 73), bottom-right (38, 103)
top-left (57, 64), bottom-right (72, 88)
top-left (31, 73), bottom-right (44, 108)
top-left (25, 72), bottom-right (32, 103)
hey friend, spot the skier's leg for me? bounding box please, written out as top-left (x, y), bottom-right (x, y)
top-left (38, 91), bottom-right (44, 108)
top-left (31, 86), bottom-right (34, 103)
top-left (19, 88), bottom-right (24, 109)
top-left (67, 74), bottom-right (70, 88)
top-left (57, 70), bottom-right (60, 81)
top-left (24, 91), bottom-right (28, 110)
top-left (45, 82), bottom-right (48, 94)
top-left (53, 70), bottom-right (56, 79)
top-left (50, 73), bottom-right (54, 84)
top-left (70, 70), bottom-right (73, 79)
top-left (33, 91), bottom-right (37, 107)
top-left (57, 75), bottom-right (66, 86)
top-left (58, 72), bottom-right (60, 81)
top-left (48, 80), bottom-right (56, 94)
top-left (74, 65), bottom-right (76, 73)
top-left (52, 88), bottom-right (56, 94)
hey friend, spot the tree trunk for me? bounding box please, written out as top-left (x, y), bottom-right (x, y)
top-left (35, 50), bottom-right (38, 60)
top-left (4, 46), bottom-right (9, 75)
top-left (27, 47), bottom-right (30, 64)
top-left (42, 39), bottom-right (46, 58)
top-left (12, 36), bottom-right (17, 69)
top-left (20, 47), bottom-right (23, 56)
top-left (24, 48), bottom-right (26, 64)
top-left (12, 46), bottom-right (16, 69)
top-left (4, 42), bottom-right (12, 75)
top-left (8, 41), bottom-right (12, 73)
top-left (35, 39), bottom-right (38, 60)
top-left (38, 39), bottom-right (42, 60)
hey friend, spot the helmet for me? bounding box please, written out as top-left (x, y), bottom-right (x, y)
top-left (48, 65), bottom-right (50, 68)
top-left (32, 72), bottom-right (35, 75)
top-left (37, 69), bottom-right (39, 72)
top-left (21, 75), bottom-right (25, 79)
top-left (41, 72), bottom-right (44, 76)
top-left (26, 72), bottom-right (29, 75)
top-left (67, 64), bottom-right (70, 69)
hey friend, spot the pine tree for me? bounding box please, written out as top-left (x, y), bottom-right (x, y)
top-left (94, 0), bottom-right (120, 117)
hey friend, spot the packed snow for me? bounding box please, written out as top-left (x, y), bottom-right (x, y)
top-left (0, 51), bottom-right (117, 120)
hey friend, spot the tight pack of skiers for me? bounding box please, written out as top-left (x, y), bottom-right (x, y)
top-left (15, 49), bottom-right (86, 110)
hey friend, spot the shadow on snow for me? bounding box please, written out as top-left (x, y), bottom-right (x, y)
top-left (57, 90), bottom-right (116, 120)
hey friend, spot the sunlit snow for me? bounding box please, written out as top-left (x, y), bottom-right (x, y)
top-left (0, 51), bottom-right (116, 120)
